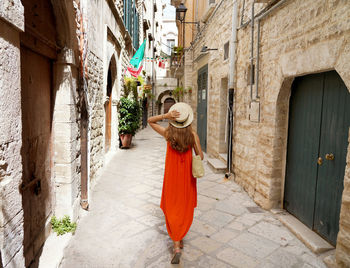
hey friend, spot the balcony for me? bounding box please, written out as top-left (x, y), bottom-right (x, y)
top-left (170, 51), bottom-right (184, 78)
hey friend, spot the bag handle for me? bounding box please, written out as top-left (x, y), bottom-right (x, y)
top-left (193, 133), bottom-right (200, 156)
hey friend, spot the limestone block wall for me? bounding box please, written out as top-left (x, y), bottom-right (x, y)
top-left (189, 0), bottom-right (233, 157)
top-left (53, 52), bottom-right (81, 220)
top-left (232, 0), bottom-right (350, 265)
top-left (87, 52), bottom-right (104, 182)
top-left (0, 2), bottom-right (25, 267)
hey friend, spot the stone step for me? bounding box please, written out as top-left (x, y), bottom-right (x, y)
top-left (278, 213), bottom-right (334, 254)
top-left (218, 153), bottom-right (227, 164)
top-left (207, 157), bottom-right (227, 174)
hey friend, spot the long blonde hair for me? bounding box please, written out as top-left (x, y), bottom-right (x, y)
top-left (165, 124), bottom-right (195, 153)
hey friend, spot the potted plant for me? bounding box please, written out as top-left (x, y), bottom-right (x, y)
top-left (118, 77), bottom-right (142, 148)
top-left (172, 86), bottom-right (186, 101)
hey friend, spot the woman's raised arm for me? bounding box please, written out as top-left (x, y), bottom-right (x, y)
top-left (148, 110), bottom-right (180, 137)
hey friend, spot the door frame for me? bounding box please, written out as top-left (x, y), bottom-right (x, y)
top-left (278, 70), bottom-right (350, 245)
top-left (197, 64), bottom-right (208, 152)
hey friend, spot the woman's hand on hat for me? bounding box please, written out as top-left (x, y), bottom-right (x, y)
top-left (167, 110), bottom-right (180, 120)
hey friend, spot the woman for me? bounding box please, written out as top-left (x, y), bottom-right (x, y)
top-left (148, 102), bottom-right (204, 264)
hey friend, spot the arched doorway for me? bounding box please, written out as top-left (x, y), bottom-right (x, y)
top-left (284, 71), bottom-right (350, 245)
top-left (105, 57), bottom-right (116, 152)
top-left (20, 0), bottom-right (57, 266)
top-left (164, 98), bottom-right (176, 114)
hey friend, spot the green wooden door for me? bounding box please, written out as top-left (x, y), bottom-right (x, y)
top-left (284, 71), bottom-right (349, 245)
top-left (284, 73), bottom-right (324, 228)
top-left (197, 65), bottom-right (208, 152)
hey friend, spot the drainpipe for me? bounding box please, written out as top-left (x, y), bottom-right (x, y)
top-left (78, 0), bottom-right (89, 210)
top-left (255, 20), bottom-right (260, 99)
top-left (250, 0), bottom-right (255, 101)
top-left (226, 0), bottom-right (238, 176)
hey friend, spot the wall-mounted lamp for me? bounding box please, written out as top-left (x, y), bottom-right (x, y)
top-left (176, 3), bottom-right (199, 25)
top-left (201, 46), bottom-right (218, 53)
top-left (176, 3), bottom-right (187, 22)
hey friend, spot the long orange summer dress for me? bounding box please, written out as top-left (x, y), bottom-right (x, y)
top-left (160, 142), bottom-right (197, 241)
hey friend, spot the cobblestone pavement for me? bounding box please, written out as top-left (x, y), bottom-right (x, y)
top-left (61, 124), bottom-right (330, 268)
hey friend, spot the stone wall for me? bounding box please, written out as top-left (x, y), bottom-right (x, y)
top-left (189, 0), bottom-right (233, 156)
top-left (0, 1), bottom-right (25, 267)
top-left (87, 52), bottom-right (104, 182)
top-left (232, 0), bottom-right (350, 266)
top-left (53, 50), bottom-right (81, 221)
top-left (186, 0), bottom-right (350, 265)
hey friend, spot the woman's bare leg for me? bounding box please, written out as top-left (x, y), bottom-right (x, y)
top-left (171, 240), bottom-right (181, 264)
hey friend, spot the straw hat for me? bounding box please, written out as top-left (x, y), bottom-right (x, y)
top-left (168, 102), bottom-right (194, 128)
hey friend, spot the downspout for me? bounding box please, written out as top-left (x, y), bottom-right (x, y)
top-left (226, 0), bottom-right (238, 176)
top-left (255, 19), bottom-right (260, 99)
top-left (250, 0), bottom-right (255, 100)
top-left (78, 0), bottom-right (89, 210)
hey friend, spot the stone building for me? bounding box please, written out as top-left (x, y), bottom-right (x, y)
top-left (155, 0), bottom-right (178, 114)
top-left (0, 0), bottom-right (149, 266)
top-left (172, 0), bottom-right (350, 266)
top-left (142, 0), bottom-right (165, 117)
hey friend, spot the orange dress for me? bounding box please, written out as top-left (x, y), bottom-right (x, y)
top-left (160, 143), bottom-right (197, 241)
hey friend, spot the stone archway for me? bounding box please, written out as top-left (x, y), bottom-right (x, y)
top-left (157, 90), bottom-right (175, 115)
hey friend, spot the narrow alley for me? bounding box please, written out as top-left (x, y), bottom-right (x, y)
top-left (60, 125), bottom-right (328, 268)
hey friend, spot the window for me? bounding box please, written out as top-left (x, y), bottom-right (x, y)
top-left (123, 0), bottom-right (139, 49)
top-left (167, 39), bottom-right (175, 55)
top-left (224, 41), bottom-right (229, 60)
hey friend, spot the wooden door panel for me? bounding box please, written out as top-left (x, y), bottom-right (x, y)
top-left (314, 71), bottom-right (350, 245)
top-left (105, 67), bottom-right (112, 152)
top-left (284, 73), bottom-right (324, 228)
top-left (164, 98), bottom-right (175, 114)
top-left (21, 46), bottom-right (53, 263)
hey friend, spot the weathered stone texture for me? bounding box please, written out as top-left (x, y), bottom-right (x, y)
top-left (189, 0), bottom-right (233, 157)
top-left (0, 0), bottom-right (24, 31)
top-left (233, 0), bottom-right (350, 265)
top-left (87, 52), bottom-right (104, 182)
top-left (53, 61), bottom-right (81, 220)
top-left (185, 0), bottom-right (350, 265)
top-left (0, 21), bottom-right (24, 267)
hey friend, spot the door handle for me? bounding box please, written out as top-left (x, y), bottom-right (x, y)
top-left (325, 153), bottom-right (334, 160)
top-left (317, 157), bottom-right (323, 165)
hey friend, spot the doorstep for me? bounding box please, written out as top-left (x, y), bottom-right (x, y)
top-left (218, 153), bottom-right (227, 164)
top-left (38, 232), bottom-right (72, 268)
top-left (278, 213), bottom-right (334, 254)
top-left (207, 157), bottom-right (227, 173)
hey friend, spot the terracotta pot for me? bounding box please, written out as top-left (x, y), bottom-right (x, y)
top-left (120, 134), bottom-right (132, 149)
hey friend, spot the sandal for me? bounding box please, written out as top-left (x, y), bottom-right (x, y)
top-left (171, 246), bottom-right (181, 264)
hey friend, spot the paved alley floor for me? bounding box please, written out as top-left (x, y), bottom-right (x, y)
top-left (60, 125), bottom-right (330, 268)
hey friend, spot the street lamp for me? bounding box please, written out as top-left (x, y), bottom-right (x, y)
top-left (176, 3), bottom-right (187, 22)
top-left (175, 3), bottom-right (199, 64)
